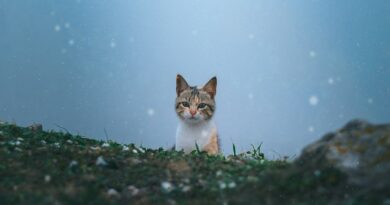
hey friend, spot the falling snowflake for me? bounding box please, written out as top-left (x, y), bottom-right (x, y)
top-left (110, 41), bottom-right (116, 48)
top-left (328, 78), bottom-right (334, 85)
top-left (309, 51), bottom-right (316, 58)
top-left (308, 126), bottom-right (315, 132)
top-left (248, 93), bottom-right (254, 100)
top-left (54, 25), bottom-right (61, 32)
top-left (147, 108), bottom-right (155, 116)
top-left (248, 33), bottom-right (255, 40)
top-left (191, 30), bottom-right (198, 36)
top-left (368, 98), bottom-right (374, 104)
top-left (68, 39), bottom-right (75, 46)
top-left (309, 96), bottom-right (319, 106)
top-left (64, 22), bottom-right (71, 29)
top-left (44, 175), bottom-right (51, 183)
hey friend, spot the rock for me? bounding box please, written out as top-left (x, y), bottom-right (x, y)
top-left (296, 119), bottom-right (390, 190)
top-left (95, 156), bottom-right (108, 166)
top-left (28, 123), bottom-right (43, 132)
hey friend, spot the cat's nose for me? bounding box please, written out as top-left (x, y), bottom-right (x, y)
top-left (190, 110), bottom-right (197, 116)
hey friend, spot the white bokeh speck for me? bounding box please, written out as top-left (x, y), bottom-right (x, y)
top-left (147, 108), bottom-right (155, 116)
top-left (309, 96), bottom-right (319, 106)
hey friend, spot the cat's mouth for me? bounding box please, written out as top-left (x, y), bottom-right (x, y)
top-left (186, 116), bottom-right (201, 123)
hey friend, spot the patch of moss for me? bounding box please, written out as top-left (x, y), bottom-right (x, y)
top-left (0, 123), bottom-right (386, 205)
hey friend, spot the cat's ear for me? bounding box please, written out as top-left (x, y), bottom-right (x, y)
top-left (203, 76), bottom-right (217, 98)
top-left (176, 74), bottom-right (189, 96)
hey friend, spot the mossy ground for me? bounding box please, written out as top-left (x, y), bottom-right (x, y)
top-left (0, 123), bottom-right (381, 205)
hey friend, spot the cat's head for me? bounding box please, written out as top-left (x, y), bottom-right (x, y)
top-left (175, 74), bottom-right (217, 123)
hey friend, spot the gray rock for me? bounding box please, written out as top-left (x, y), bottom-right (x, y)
top-left (296, 119), bottom-right (390, 189)
top-left (28, 123), bottom-right (43, 132)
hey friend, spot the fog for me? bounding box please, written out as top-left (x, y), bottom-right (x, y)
top-left (1, 0), bottom-right (389, 157)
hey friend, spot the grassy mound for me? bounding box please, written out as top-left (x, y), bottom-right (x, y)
top-left (0, 123), bottom-right (379, 205)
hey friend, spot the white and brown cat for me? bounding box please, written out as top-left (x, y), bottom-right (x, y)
top-left (175, 74), bottom-right (220, 155)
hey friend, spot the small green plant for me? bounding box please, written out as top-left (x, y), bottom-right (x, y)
top-left (249, 143), bottom-right (265, 160)
top-left (232, 143), bottom-right (237, 157)
top-left (195, 141), bottom-right (201, 154)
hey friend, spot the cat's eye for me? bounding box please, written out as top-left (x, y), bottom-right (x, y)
top-left (181, 102), bottom-right (190, 107)
top-left (198, 103), bottom-right (207, 109)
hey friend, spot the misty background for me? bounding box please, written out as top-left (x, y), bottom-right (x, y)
top-left (1, 0), bottom-right (389, 158)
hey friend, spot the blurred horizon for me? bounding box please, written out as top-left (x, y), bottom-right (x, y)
top-left (1, 0), bottom-right (389, 158)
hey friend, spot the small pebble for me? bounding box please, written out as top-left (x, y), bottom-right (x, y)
top-left (219, 182), bottom-right (226, 189)
top-left (161, 181), bottom-right (174, 192)
top-left (96, 156), bottom-right (107, 166)
top-left (14, 147), bottom-right (23, 152)
top-left (127, 185), bottom-right (139, 196)
top-left (182, 185), bottom-right (191, 192)
top-left (260, 159), bottom-right (265, 164)
top-left (29, 123), bottom-right (43, 132)
top-left (90, 146), bottom-right (100, 151)
top-left (107, 188), bottom-right (119, 197)
top-left (228, 182), bottom-right (236, 188)
top-left (314, 170), bottom-right (321, 177)
top-left (69, 160), bottom-right (78, 167)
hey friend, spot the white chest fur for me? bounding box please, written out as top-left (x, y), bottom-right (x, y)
top-left (175, 120), bottom-right (216, 153)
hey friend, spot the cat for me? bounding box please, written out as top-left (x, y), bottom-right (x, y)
top-left (175, 74), bottom-right (220, 155)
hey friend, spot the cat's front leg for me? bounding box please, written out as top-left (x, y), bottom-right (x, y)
top-left (203, 128), bottom-right (219, 155)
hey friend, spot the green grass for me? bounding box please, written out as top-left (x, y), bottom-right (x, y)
top-left (0, 123), bottom-right (383, 205)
